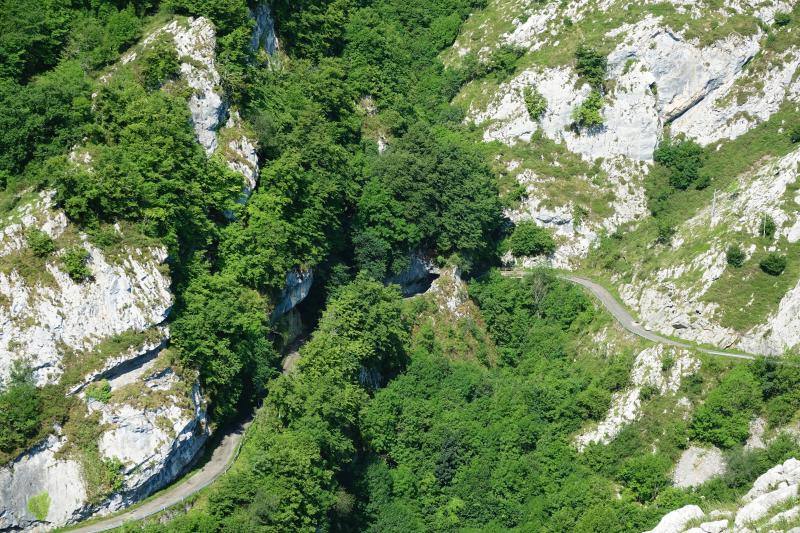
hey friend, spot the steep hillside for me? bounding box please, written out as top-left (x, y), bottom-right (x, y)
top-left (0, 191), bottom-right (206, 530)
top-left (0, 5), bottom-right (308, 530)
top-left (455, 0), bottom-right (800, 356)
top-left (4, 0), bottom-right (800, 532)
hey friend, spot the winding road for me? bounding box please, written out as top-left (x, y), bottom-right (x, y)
top-left (66, 271), bottom-right (759, 532)
top-left (503, 270), bottom-right (758, 361)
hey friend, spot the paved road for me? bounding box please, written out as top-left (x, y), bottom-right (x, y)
top-left (67, 420), bottom-right (248, 533)
top-left (502, 270), bottom-right (757, 362)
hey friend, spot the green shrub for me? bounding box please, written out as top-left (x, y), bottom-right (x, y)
top-left (639, 384), bottom-right (659, 401)
top-left (88, 226), bottom-right (123, 249)
top-left (26, 229), bottom-right (55, 257)
top-left (765, 395), bottom-right (797, 427)
top-left (572, 90), bottom-right (604, 128)
top-left (507, 221), bottom-right (556, 256)
top-left (576, 385), bottom-right (611, 420)
top-left (759, 214), bottom-right (777, 239)
top-left (140, 34), bottom-right (180, 91)
top-left (85, 380), bottom-right (112, 403)
top-left (791, 124), bottom-right (800, 143)
top-left (618, 454), bottom-right (671, 502)
top-left (0, 362), bottom-right (42, 455)
top-left (653, 138), bottom-right (707, 190)
top-left (691, 366), bottom-right (762, 448)
top-left (62, 247), bottom-right (91, 281)
top-left (484, 45), bottom-right (525, 80)
top-left (27, 491), bottom-right (50, 521)
top-left (726, 245), bottom-right (745, 267)
top-left (523, 86), bottom-right (547, 120)
top-left (655, 218), bottom-right (676, 245)
top-left (760, 253), bottom-right (787, 276)
top-left (574, 43), bottom-right (607, 88)
top-left (774, 12), bottom-right (791, 27)
top-left (693, 170), bottom-right (711, 190)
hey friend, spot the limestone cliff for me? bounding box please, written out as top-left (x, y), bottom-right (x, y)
top-left (0, 192), bottom-right (207, 531)
top-left (457, 0), bottom-right (800, 356)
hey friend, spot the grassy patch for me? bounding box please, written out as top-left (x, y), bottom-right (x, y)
top-left (57, 403), bottom-right (123, 504)
top-left (60, 328), bottom-right (163, 387)
top-left (85, 380), bottom-right (112, 403)
top-left (704, 240), bottom-right (800, 331)
top-left (485, 131), bottom-right (613, 218)
top-left (27, 491), bottom-right (51, 521)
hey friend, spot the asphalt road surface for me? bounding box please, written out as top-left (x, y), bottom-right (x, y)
top-left (501, 270), bottom-right (757, 361)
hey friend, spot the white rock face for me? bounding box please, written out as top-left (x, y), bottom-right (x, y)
top-left (91, 372), bottom-right (208, 515)
top-left (736, 483), bottom-right (798, 528)
top-left (746, 417), bottom-right (767, 450)
top-left (673, 446), bottom-right (727, 488)
top-left (644, 505), bottom-right (705, 533)
top-left (650, 457), bottom-right (800, 532)
top-left (427, 266), bottom-right (470, 319)
top-left (672, 48), bottom-right (800, 146)
top-left (576, 345), bottom-right (698, 450)
top-left (0, 436), bottom-right (87, 530)
top-left (0, 355), bottom-right (207, 530)
top-left (220, 110), bottom-right (260, 200)
top-left (472, 16), bottom-right (760, 162)
top-left (744, 458), bottom-right (800, 503)
top-left (171, 18), bottom-right (225, 155)
top-left (250, 2), bottom-right (279, 55)
top-left (0, 194), bottom-right (68, 259)
top-left (272, 268), bottom-right (314, 319)
top-left (768, 505), bottom-right (800, 527)
top-left (502, 0), bottom-right (593, 51)
top-left (0, 193), bottom-right (172, 387)
top-left (607, 17), bottom-right (759, 122)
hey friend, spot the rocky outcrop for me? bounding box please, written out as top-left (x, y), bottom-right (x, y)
top-left (0, 436), bottom-right (87, 530)
top-left (576, 345), bottom-right (698, 450)
top-left (472, 15), bottom-right (760, 162)
top-left (219, 110), bottom-right (259, 200)
top-left (0, 192), bottom-right (172, 387)
top-left (673, 446), bottom-right (727, 488)
top-left (427, 266), bottom-right (470, 319)
top-left (118, 17), bottom-right (262, 199)
top-left (645, 505), bottom-right (706, 533)
top-left (647, 457), bottom-right (800, 532)
top-left (0, 352), bottom-right (207, 530)
top-left (387, 254), bottom-right (440, 296)
top-left (0, 194), bottom-right (207, 531)
top-left (119, 17), bottom-right (225, 155)
top-left (672, 47), bottom-right (800, 146)
top-left (250, 2), bottom-right (279, 55)
top-left (467, 5), bottom-right (800, 281)
top-left (87, 360), bottom-right (208, 515)
top-left (272, 269), bottom-right (314, 320)
top-left (171, 18), bottom-right (224, 155)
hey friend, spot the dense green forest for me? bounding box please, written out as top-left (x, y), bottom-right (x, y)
top-left (0, 0), bottom-right (501, 431)
top-left (4, 0), bottom-right (800, 531)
